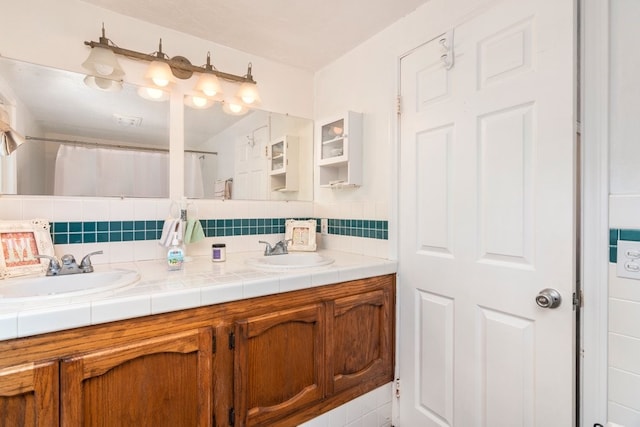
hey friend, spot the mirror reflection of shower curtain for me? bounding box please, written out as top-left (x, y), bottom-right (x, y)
top-left (184, 153), bottom-right (204, 199)
top-left (54, 145), bottom-right (204, 198)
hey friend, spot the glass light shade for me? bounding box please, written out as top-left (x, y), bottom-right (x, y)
top-left (144, 61), bottom-right (175, 87)
top-left (222, 97), bottom-right (248, 116)
top-left (184, 95), bottom-right (214, 109)
top-left (137, 86), bottom-right (169, 102)
top-left (83, 75), bottom-right (123, 92)
top-left (195, 73), bottom-right (223, 97)
top-left (82, 47), bottom-right (125, 79)
top-left (236, 82), bottom-right (261, 105)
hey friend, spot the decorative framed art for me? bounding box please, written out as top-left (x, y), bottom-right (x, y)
top-left (0, 219), bottom-right (54, 279)
top-left (285, 219), bottom-right (317, 252)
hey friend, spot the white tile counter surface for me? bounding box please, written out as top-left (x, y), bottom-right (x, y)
top-left (0, 250), bottom-right (397, 341)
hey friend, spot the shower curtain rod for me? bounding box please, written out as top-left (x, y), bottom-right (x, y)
top-left (25, 136), bottom-right (218, 156)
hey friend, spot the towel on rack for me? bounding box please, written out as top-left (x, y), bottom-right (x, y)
top-left (184, 219), bottom-right (205, 244)
top-left (213, 178), bottom-right (233, 200)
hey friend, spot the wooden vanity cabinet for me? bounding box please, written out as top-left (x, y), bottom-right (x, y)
top-left (327, 288), bottom-right (393, 396)
top-left (233, 303), bottom-right (325, 426)
top-left (0, 274), bottom-right (395, 427)
top-left (0, 360), bottom-right (58, 427)
top-left (60, 328), bottom-right (213, 427)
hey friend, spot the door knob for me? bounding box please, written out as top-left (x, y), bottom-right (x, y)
top-left (536, 288), bottom-right (562, 309)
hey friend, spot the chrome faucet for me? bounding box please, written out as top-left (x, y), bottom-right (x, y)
top-left (258, 239), bottom-right (290, 256)
top-left (35, 250), bottom-right (103, 276)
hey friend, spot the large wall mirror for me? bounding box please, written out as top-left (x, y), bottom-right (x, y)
top-left (0, 56), bottom-right (313, 201)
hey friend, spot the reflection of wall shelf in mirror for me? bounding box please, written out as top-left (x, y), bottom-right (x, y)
top-left (269, 135), bottom-right (299, 192)
top-left (317, 111), bottom-right (362, 188)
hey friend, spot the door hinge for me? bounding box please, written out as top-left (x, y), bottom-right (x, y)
top-left (395, 378), bottom-right (401, 398)
top-left (229, 332), bottom-right (235, 350)
top-left (573, 291), bottom-right (583, 310)
top-left (228, 407), bottom-right (235, 426)
top-left (396, 95), bottom-right (402, 116)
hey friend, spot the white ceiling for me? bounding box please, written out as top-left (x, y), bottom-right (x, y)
top-left (80, 0), bottom-right (430, 71)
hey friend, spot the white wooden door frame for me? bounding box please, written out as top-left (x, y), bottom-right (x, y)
top-left (580, 0), bottom-right (610, 424)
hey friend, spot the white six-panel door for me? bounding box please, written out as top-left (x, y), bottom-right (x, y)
top-left (398, 0), bottom-right (576, 425)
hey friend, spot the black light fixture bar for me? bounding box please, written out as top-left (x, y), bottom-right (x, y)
top-left (83, 26), bottom-right (256, 85)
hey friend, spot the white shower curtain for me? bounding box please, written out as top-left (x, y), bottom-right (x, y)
top-left (54, 145), bottom-right (204, 198)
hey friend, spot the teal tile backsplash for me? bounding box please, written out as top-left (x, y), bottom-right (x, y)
top-left (50, 218), bottom-right (389, 244)
top-left (609, 228), bottom-right (640, 263)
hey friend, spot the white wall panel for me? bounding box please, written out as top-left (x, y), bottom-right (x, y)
top-left (609, 333), bottom-right (640, 375)
top-left (609, 367), bottom-right (640, 412)
top-left (609, 298), bottom-right (640, 339)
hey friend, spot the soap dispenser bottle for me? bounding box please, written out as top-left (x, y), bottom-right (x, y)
top-left (167, 226), bottom-right (185, 271)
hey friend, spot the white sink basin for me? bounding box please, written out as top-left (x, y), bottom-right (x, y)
top-left (246, 253), bottom-right (335, 270)
top-left (0, 269), bottom-right (140, 302)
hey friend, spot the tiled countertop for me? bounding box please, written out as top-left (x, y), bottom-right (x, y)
top-left (0, 250), bottom-right (397, 341)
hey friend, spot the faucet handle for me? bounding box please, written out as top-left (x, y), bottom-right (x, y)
top-left (80, 250), bottom-right (103, 273)
top-left (34, 254), bottom-right (61, 276)
top-left (258, 241), bottom-right (273, 256)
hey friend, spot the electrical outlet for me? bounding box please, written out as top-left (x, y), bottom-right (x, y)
top-left (616, 240), bottom-right (640, 280)
top-left (320, 218), bottom-right (328, 236)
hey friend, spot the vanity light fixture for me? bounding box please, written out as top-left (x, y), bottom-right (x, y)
top-left (0, 108), bottom-right (26, 156)
top-left (222, 96), bottom-right (249, 116)
top-left (83, 75), bottom-right (123, 92)
top-left (194, 52), bottom-right (223, 97)
top-left (184, 94), bottom-right (214, 109)
top-left (82, 24), bottom-right (260, 112)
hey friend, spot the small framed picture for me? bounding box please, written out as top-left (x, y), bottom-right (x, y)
top-left (285, 219), bottom-right (317, 252)
top-left (0, 219), bottom-right (54, 279)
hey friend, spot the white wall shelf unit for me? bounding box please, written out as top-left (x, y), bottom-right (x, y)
top-left (316, 111), bottom-right (363, 188)
top-left (269, 135), bottom-right (299, 193)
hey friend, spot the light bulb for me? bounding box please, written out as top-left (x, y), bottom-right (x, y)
top-left (145, 61), bottom-right (174, 88)
top-left (229, 103), bottom-right (242, 113)
top-left (152, 77), bottom-right (169, 87)
top-left (192, 96), bottom-right (207, 107)
top-left (146, 88), bottom-right (164, 99)
top-left (236, 82), bottom-right (260, 105)
top-left (82, 47), bottom-right (125, 79)
top-left (195, 73), bottom-right (222, 97)
top-left (95, 63), bottom-right (114, 76)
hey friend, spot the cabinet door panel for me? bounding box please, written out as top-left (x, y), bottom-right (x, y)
top-left (0, 361), bottom-right (58, 427)
top-left (61, 328), bottom-right (213, 427)
top-left (235, 304), bottom-right (325, 426)
top-left (328, 289), bottom-right (393, 394)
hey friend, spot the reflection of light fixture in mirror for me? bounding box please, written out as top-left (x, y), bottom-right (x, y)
top-left (0, 108), bottom-right (26, 156)
top-left (83, 75), bottom-right (123, 92)
top-left (83, 25), bottom-right (259, 113)
top-left (184, 94), bottom-right (214, 109)
top-left (222, 97), bottom-right (248, 116)
top-left (137, 86), bottom-right (169, 102)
